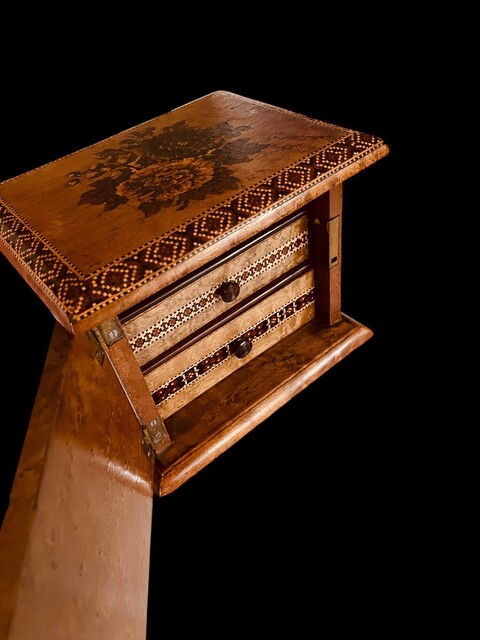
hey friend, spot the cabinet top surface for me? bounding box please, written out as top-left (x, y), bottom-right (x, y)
top-left (0, 91), bottom-right (388, 333)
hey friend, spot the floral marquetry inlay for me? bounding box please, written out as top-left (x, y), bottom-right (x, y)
top-left (0, 91), bottom-right (388, 332)
top-left (67, 121), bottom-right (269, 217)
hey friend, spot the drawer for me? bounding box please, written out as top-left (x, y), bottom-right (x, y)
top-left (121, 210), bottom-right (308, 367)
top-left (144, 267), bottom-right (315, 418)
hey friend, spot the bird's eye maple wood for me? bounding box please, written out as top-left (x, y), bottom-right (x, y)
top-left (0, 91), bottom-right (388, 639)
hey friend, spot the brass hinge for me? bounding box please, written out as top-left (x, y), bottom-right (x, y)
top-left (141, 417), bottom-right (169, 459)
top-left (89, 318), bottom-right (124, 364)
top-left (312, 214), bottom-right (340, 268)
top-left (87, 329), bottom-right (106, 365)
top-left (91, 317), bottom-right (172, 459)
top-left (95, 317), bottom-right (123, 348)
top-left (327, 216), bottom-right (340, 268)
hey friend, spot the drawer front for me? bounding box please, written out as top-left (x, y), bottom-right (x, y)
top-left (122, 212), bottom-right (308, 367)
top-left (145, 268), bottom-right (315, 418)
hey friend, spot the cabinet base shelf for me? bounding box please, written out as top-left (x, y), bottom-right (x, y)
top-left (156, 313), bottom-right (372, 495)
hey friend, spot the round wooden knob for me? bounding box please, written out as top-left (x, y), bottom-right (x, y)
top-left (233, 338), bottom-right (252, 359)
top-left (216, 281), bottom-right (240, 303)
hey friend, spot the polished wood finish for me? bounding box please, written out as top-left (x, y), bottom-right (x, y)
top-left (0, 325), bottom-right (154, 640)
top-left (156, 314), bottom-right (372, 495)
top-left (1, 90), bottom-right (388, 639)
top-left (0, 91), bottom-right (389, 498)
top-left (94, 320), bottom-right (171, 454)
top-left (146, 269), bottom-right (315, 418)
top-left (309, 184), bottom-right (343, 326)
top-left (141, 262), bottom-right (312, 372)
top-left (121, 211), bottom-right (308, 365)
top-left (0, 91), bottom-right (388, 334)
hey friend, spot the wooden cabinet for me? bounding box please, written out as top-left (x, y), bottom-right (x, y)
top-left (0, 90), bottom-right (388, 495)
top-left (0, 90), bottom-right (388, 640)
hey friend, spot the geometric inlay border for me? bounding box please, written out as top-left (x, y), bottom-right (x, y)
top-left (151, 286), bottom-right (315, 406)
top-left (127, 228), bottom-right (308, 356)
top-left (0, 132), bottom-right (384, 323)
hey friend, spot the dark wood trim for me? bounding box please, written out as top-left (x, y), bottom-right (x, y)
top-left (141, 261), bottom-right (311, 374)
top-left (119, 209), bottom-right (307, 324)
top-left (308, 185), bottom-right (343, 326)
top-left (0, 325), bottom-right (154, 639)
top-left (156, 314), bottom-right (373, 495)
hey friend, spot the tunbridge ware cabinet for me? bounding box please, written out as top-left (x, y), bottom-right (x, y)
top-left (0, 91), bottom-right (388, 639)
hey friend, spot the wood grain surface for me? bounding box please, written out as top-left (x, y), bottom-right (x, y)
top-left (309, 184), bottom-right (343, 325)
top-left (0, 324), bottom-right (154, 639)
top-left (156, 314), bottom-right (372, 495)
top-left (121, 211), bottom-right (308, 365)
top-left (0, 91), bottom-right (388, 334)
top-left (147, 269), bottom-right (315, 418)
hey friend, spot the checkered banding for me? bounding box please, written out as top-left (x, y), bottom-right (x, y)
top-left (129, 228), bottom-right (308, 355)
top-left (0, 131), bottom-right (383, 323)
top-left (151, 287), bottom-right (315, 406)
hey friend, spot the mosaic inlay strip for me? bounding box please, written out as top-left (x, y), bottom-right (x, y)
top-left (151, 287), bottom-right (315, 406)
top-left (129, 229), bottom-right (308, 355)
top-left (0, 131), bottom-right (383, 323)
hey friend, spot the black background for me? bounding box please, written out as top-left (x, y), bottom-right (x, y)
top-left (0, 16), bottom-right (429, 635)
